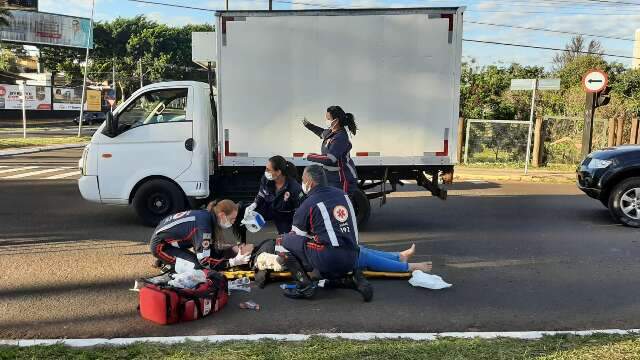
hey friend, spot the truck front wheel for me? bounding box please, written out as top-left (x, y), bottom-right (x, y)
top-left (133, 179), bottom-right (187, 227)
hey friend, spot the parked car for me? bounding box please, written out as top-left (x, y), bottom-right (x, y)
top-left (73, 112), bottom-right (107, 125)
top-left (577, 145), bottom-right (640, 227)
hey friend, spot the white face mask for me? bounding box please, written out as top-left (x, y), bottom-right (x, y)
top-left (264, 171), bottom-right (274, 181)
top-left (302, 182), bottom-right (311, 194)
top-left (326, 119), bottom-right (335, 128)
top-left (219, 215), bottom-right (232, 229)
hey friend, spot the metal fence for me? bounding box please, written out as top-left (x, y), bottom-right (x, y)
top-left (463, 119), bottom-right (531, 165)
top-left (463, 117), bottom-right (615, 167)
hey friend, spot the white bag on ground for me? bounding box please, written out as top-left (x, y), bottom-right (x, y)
top-left (408, 270), bottom-right (452, 290)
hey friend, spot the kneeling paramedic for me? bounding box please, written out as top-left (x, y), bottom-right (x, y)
top-left (279, 164), bottom-right (373, 301)
top-left (150, 200), bottom-right (252, 271)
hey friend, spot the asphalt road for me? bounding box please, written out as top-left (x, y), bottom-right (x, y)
top-left (1, 149), bottom-right (639, 339)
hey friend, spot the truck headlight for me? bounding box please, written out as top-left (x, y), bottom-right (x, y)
top-left (587, 158), bottom-right (612, 169)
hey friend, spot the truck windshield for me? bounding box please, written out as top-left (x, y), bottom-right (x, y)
top-left (113, 88), bottom-right (188, 135)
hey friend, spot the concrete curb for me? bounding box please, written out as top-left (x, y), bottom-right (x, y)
top-left (0, 143), bottom-right (87, 157)
top-left (2, 329), bottom-right (639, 347)
top-left (455, 173), bottom-right (575, 184)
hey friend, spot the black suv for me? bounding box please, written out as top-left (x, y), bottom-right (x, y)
top-left (577, 145), bottom-right (640, 227)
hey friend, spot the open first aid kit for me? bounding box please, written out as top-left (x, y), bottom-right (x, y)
top-left (138, 270), bottom-right (228, 325)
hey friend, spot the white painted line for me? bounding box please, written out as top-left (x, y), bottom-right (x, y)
top-left (5, 329), bottom-right (640, 348)
top-left (43, 170), bottom-right (81, 180)
top-left (3, 167), bottom-right (71, 179)
top-left (0, 166), bottom-right (39, 175)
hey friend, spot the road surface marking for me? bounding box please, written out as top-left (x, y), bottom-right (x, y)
top-left (7, 329), bottom-right (640, 347)
top-left (44, 170), bottom-right (81, 180)
top-left (3, 167), bottom-right (71, 179)
top-left (0, 166), bottom-right (39, 175)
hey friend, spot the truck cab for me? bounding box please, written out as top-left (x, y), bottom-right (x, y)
top-left (79, 81), bottom-right (213, 225)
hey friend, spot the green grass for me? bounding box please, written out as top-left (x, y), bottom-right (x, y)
top-left (2, 334), bottom-right (640, 360)
top-left (0, 136), bottom-right (90, 150)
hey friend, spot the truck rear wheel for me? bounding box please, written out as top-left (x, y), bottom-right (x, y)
top-left (133, 179), bottom-right (187, 227)
top-left (350, 189), bottom-right (371, 228)
top-left (608, 177), bottom-right (640, 228)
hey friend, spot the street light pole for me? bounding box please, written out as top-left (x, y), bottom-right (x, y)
top-left (78, 0), bottom-right (95, 137)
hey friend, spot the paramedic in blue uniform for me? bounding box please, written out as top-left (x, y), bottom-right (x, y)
top-left (302, 106), bottom-right (359, 194)
top-left (150, 200), bottom-right (252, 271)
top-left (246, 155), bottom-right (305, 235)
top-left (279, 164), bottom-right (373, 301)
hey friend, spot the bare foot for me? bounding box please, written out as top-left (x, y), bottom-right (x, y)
top-left (399, 244), bottom-right (416, 262)
top-left (408, 261), bottom-right (432, 273)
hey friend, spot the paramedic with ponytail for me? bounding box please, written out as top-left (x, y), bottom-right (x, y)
top-left (245, 155), bottom-right (305, 235)
top-left (302, 106), bottom-right (358, 194)
top-left (150, 200), bottom-right (251, 271)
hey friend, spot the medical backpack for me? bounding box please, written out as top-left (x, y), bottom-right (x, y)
top-left (138, 270), bottom-right (228, 325)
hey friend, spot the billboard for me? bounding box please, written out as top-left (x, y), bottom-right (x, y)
top-left (53, 86), bottom-right (82, 110)
top-left (0, 0), bottom-right (38, 11)
top-left (53, 87), bottom-right (102, 111)
top-left (0, 10), bottom-right (93, 48)
top-left (0, 84), bottom-right (51, 110)
top-left (86, 89), bottom-right (101, 112)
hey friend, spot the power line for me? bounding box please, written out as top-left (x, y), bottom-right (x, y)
top-left (465, 20), bottom-right (634, 42)
top-left (128, 0), bottom-right (340, 11)
top-left (463, 38), bottom-right (639, 60)
top-left (466, 8), bottom-right (640, 15)
top-left (128, 0), bottom-right (215, 11)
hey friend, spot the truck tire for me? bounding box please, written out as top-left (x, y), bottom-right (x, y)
top-left (608, 177), bottom-right (640, 228)
top-left (350, 189), bottom-right (371, 228)
top-left (133, 179), bottom-right (187, 227)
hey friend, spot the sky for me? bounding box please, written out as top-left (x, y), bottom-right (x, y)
top-left (37, 0), bottom-right (640, 70)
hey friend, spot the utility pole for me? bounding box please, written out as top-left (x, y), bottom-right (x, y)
top-left (78, 0), bottom-right (95, 137)
top-left (139, 59), bottom-right (143, 89)
top-left (225, 0), bottom-right (229, 10)
top-left (269, 0), bottom-right (272, 10)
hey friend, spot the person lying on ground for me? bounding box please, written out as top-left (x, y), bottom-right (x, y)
top-left (150, 200), bottom-right (253, 272)
top-left (358, 244), bottom-right (433, 273)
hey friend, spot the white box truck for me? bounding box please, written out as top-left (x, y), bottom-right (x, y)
top-left (78, 8), bottom-right (464, 226)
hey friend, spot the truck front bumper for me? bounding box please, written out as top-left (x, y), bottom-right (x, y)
top-left (78, 175), bottom-right (100, 202)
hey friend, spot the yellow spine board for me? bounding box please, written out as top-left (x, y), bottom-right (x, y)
top-left (222, 270), bottom-right (411, 280)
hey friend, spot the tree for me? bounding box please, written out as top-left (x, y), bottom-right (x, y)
top-left (0, 8), bottom-right (13, 28)
top-left (552, 35), bottom-right (603, 72)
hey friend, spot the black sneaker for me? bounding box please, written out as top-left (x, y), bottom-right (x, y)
top-left (352, 271), bottom-right (373, 302)
top-left (283, 283), bottom-right (317, 299)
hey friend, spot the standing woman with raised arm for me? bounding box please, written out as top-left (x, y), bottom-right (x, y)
top-left (302, 106), bottom-right (359, 194)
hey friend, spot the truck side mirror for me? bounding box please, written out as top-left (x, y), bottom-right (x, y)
top-left (102, 111), bottom-right (118, 138)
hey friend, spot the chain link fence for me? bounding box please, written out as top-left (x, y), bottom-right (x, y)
top-left (463, 119), bottom-right (531, 164)
top-left (463, 117), bottom-right (617, 167)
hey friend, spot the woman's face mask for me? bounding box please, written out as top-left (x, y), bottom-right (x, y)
top-left (264, 171), bottom-right (274, 181)
top-left (219, 214), bottom-right (232, 229)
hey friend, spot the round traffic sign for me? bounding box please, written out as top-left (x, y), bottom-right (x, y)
top-left (582, 69), bottom-right (608, 93)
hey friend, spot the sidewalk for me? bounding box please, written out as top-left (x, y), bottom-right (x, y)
top-left (455, 166), bottom-right (576, 183)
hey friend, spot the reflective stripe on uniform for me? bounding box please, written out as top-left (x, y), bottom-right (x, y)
top-left (316, 202), bottom-right (340, 247)
top-left (327, 153), bottom-right (337, 162)
top-left (344, 194), bottom-right (359, 244)
top-left (154, 216), bottom-right (196, 235)
top-left (323, 165), bottom-right (339, 171)
top-left (346, 162), bottom-right (357, 178)
top-left (291, 225), bottom-right (309, 237)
